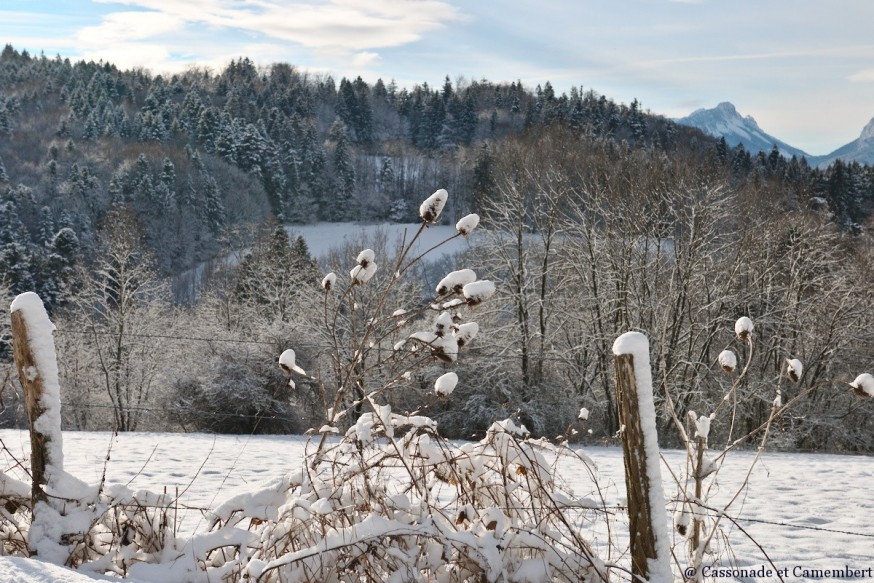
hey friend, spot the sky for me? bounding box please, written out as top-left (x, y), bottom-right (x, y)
top-left (3, 0), bottom-right (874, 155)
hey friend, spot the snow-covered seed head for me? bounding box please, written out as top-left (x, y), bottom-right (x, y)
top-left (734, 316), bottom-right (754, 341)
top-left (454, 321), bottom-right (479, 348)
top-left (436, 269), bottom-right (477, 296)
top-left (350, 262), bottom-right (378, 285)
top-left (434, 372), bottom-right (458, 397)
top-left (773, 388), bottom-right (782, 408)
top-left (455, 213), bottom-right (480, 236)
top-left (419, 188), bottom-right (448, 223)
top-left (356, 248), bottom-right (375, 268)
top-left (578, 407), bottom-right (590, 421)
top-left (849, 373), bottom-right (874, 398)
top-left (278, 349), bottom-right (306, 385)
top-left (674, 507), bottom-right (692, 538)
top-left (321, 272), bottom-right (336, 292)
top-left (718, 349), bottom-right (737, 373)
top-left (433, 311), bottom-right (453, 337)
top-left (786, 358), bottom-right (803, 383)
top-left (462, 280), bottom-right (496, 306)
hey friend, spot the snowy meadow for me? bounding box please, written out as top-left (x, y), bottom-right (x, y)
top-left (1, 430), bottom-right (872, 582)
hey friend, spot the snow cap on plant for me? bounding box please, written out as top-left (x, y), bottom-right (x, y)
top-left (321, 272), bottom-right (336, 292)
top-left (279, 348), bottom-right (305, 388)
top-left (436, 269), bottom-right (476, 296)
top-left (350, 262), bottom-right (377, 284)
top-left (462, 280), bottom-right (496, 306)
top-left (433, 311), bottom-right (453, 337)
top-left (455, 213), bottom-right (480, 236)
top-left (734, 316), bottom-right (754, 341)
top-left (786, 358), bottom-right (803, 383)
top-left (578, 407), bottom-right (590, 421)
top-left (356, 248), bottom-right (375, 268)
top-left (419, 188), bottom-right (448, 223)
top-left (453, 321), bottom-right (479, 347)
top-left (849, 373), bottom-right (874, 398)
top-left (718, 349), bottom-right (737, 373)
top-left (434, 372), bottom-right (458, 396)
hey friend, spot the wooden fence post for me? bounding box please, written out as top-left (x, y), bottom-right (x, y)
top-left (10, 293), bottom-right (62, 510)
top-left (613, 332), bottom-right (671, 582)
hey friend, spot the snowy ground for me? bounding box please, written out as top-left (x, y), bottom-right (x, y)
top-left (284, 222), bottom-right (473, 262)
top-left (1, 430), bottom-right (872, 582)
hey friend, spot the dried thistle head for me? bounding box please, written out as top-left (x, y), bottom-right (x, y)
top-left (734, 316), bottom-right (754, 341)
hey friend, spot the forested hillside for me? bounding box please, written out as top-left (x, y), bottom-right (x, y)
top-left (2, 44), bottom-right (874, 450)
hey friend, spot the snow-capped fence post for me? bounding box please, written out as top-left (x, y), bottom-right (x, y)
top-left (10, 292), bottom-right (63, 510)
top-left (612, 332), bottom-right (672, 582)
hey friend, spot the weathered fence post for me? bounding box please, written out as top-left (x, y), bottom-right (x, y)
top-left (612, 331), bottom-right (672, 582)
top-left (10, 292), bottom-right (64, 517)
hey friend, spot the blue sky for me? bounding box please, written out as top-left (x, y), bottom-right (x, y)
top-left (4, 0), bottom-right (874, 154)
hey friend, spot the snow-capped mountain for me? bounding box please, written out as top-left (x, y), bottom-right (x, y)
top-left (677, 102), bottom-right (810, 159)
top-left (814, 117), bottom-right (874, 168)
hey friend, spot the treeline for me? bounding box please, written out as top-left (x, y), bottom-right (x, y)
top-left (1, 45), bottom-right (874, 450)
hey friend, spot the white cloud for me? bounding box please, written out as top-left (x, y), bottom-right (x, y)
top-left (89, 0), bottom-right (463, 51)
top-left (848, 68), bottom-right (874, 83)
top-left (351, 51), bottom-right (381, 68)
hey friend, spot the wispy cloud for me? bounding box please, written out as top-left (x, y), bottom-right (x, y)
top-left (848, 68), bottom-right (874, 83)
top-left (89, 0), bottom-right (464, 51)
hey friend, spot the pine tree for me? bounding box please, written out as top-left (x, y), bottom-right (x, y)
top-left (39, 206), bottom-right (55, 246)
top-left (0, 153), bottom-right (8, 182)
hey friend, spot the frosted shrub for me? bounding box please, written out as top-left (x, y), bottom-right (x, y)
top-left (666, 316), bottom-right (820, 582)
top-left (196, 187), bottom-right (611, 582)
top-left (2, 189), bottom-right (612, 582)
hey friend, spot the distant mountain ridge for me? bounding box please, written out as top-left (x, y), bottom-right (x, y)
top-left (676, 102), bottom-right (810, 159)
top-left (677, 102), bottom-right (874, 168)
top-left (814, 117), bottom-right (874, 168)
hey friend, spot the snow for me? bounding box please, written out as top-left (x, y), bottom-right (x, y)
top-left (786, 358), bottom-right (803, 382)
top-left (434, 372), bottom-right (458, 396)
top-left (849, 373), bottom-right (874, 397)
top-left (355, 248), bottom-right (375, 266)
top-left (418, 188), bottom-right (448, 223)
top-left (453, 321), bottom-right (478, 347)
top-left (1, 430), bottom-right (874, 581)
top-left (435, 268), bottom-right (477, 296)
top-left (734, 316), bottom-right (754, 339)
top-left (0, 556), bottom-right (118, 583)
top-left (578, 407), bottom-right (590, 420)
top-left (9, 292), bottom-right (64, 476)
top-left (610, 331), bottom-right (672, 582)
top-left (718, 349), bottom-right (737, 372)
top-left (350, 261), bottom-right (377, 284)
top-left (455, 213), bottom-right (480, 236)
top-left (461, 280), bottom-right (496, 305)
top-left (320, 272), bottom-right (336, 291)
top-left (278, 349), bottom-right (305, 376)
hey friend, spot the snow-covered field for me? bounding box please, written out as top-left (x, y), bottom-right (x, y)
top-left (284, 222), bottom-right (473, 262)
top-left (1, 429), bottom-right (872, 582)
